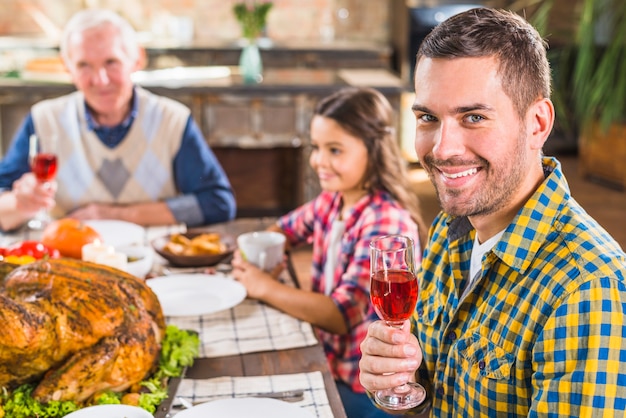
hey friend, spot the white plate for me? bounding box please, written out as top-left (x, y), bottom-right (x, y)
top-left (64, 404), bottom-right (152, 418)
top-left (175, 397), bottom-right (314, 418)
top-left (147, 274), bottom-right (246, 316)
top-left (84, 220), bottom-right (145, 247)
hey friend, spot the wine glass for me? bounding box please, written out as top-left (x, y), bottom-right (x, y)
top-left (369, 234), bottom-right (426, 410)
top-left (27, 134), bottom-right (58, 230)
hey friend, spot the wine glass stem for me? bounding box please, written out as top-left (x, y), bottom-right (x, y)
top-left (28, 181), bottom-right (52, 230)
top-left (394, 383), bottom-right (412, 393)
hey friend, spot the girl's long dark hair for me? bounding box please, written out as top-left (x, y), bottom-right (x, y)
top-left (315, 87), bottom-right (428, 245)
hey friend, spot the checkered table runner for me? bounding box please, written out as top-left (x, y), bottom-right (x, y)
top-left (165, 295), bottom-right (318, 358)
top-left (148, 223), bottom-right (318, 357)
top-left (175, 371), bottom-right (334, 418)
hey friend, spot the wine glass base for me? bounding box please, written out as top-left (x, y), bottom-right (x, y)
top-left (27, 211), bottom-right (51, 231)
top-left (27, 218), bottom-right (44, 230)
top-left (374, 383), bottom-right (426, 411)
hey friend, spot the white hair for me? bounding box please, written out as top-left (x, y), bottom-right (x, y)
top-left (60, 9), bottom-right (139, 64)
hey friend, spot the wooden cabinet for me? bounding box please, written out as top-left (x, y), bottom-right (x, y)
top-left (201, 93), bottom-right (310, 148)
top-left (196, 92), bottom-right (316, 217)
top-left (212, 146), bottom-right (304, 217)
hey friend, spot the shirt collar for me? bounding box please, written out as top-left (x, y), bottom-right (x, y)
top-left (496, 156), bottom-right (568, 273)
top-left (337, 189), bottom-right (390, 224)
top-left (448, 157), bottom-right (570, 273)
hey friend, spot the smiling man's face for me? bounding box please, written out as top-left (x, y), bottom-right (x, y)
top-left (412, 56), bottom-right (536, 220)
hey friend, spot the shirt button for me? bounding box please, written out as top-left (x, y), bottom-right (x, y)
top-left (447, 331), bottom-right (457, 342)
top-left (417, 308), bottom-right (424, 317)
top-left (478, 360), bottom-right (486, 370)
top-left (437, 386), bottom-right (445, 396)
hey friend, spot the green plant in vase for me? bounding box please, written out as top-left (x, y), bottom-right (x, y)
top-left (233, 1), bottom-right (273, 41)
top-left (233, 1), bottom-right (273, 84)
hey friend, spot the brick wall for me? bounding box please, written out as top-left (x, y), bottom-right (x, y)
top-left (0, 0), bottom-right (391, 44)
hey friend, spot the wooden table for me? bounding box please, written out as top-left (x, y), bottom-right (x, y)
top-left (155, 218), bottom-right (347, 418)
top-left (156, 346), bottom-right (346, 417)
top-left (0, 218), bottom-right (347, 417)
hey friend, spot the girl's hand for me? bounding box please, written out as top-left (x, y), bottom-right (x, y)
top-left (231, 249), bottom-right (285, 299)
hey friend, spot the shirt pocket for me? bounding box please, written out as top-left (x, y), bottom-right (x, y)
top-left (416, 294), bottom-right (444, 327)
top-left (456, 333), bottom-right (514, 381)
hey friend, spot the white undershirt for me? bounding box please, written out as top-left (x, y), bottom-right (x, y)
top-left (463, 229), bottom-right (505, 299)
top-left (323, 219), bottom-right (346, 296)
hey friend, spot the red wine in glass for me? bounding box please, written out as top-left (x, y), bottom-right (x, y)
top-left (369, 234), bottom-right (426, 410)
top-left (27, 134), bottom-right (58, 230)
top-left (31, 153), bottom-right (58, 182)
top-left (371, 269), bottom-right (418, 326)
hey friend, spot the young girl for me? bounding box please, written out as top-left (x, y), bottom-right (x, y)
top-left (231, 87), bottom-right (426, 418)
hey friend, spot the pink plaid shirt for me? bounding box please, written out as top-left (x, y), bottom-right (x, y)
top-left (278, 190), bottom-right (420, 392)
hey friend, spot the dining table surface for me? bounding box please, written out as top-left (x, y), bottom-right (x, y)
top-left (153, 217), bottom-right (347, 417)
top-left (0, 217), bottom-right (348, 418)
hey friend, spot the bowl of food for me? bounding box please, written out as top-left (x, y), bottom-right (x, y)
top-left (152, 232), bottom-right (234, 267)
top-left (116, 245), bottom-right (154, 279)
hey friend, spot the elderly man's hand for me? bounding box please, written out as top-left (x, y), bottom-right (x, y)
top-left (68, 202), bottom-right (117, 221)
top-left (13, 173), bottom-right (57, 213)
top-left (359, 319), bottom-right (422, 393)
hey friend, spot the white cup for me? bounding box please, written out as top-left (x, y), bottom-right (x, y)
top-left (237, 231), bottom-right (286, 272)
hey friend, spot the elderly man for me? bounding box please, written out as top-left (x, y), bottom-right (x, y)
top-left (0, 9), bottom-right (236, 231)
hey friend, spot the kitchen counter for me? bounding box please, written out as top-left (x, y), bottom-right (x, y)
top-left (144, 39), bottom-right (392, 69)
top-left (0, 37), bottom-right (392, 71)
top-left (0, 66), bottom-right (406, 94)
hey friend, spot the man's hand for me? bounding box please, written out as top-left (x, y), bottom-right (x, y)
top-left (13, 173), bottom-right (57, 213)
top-left (359, 320), bottom-right (422, 392)
top-left (68, 202), bottom-right (118, 221)
top-left (67, 201), bottom-right (176, 227)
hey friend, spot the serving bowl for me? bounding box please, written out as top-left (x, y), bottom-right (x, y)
top-left (116, 245), bottom-right (154, 278)
top-left (151, 232), bottom-right (235, 267)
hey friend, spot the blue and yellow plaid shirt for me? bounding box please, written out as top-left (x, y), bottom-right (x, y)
top-left (412, 157), bottom-right (626, 417)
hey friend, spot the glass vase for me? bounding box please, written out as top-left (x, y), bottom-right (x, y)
top-left (239, 41), bottom-right (263, 84)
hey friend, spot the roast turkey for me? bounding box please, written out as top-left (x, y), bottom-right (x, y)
top-left (0, 258), bottom-right (166, 403)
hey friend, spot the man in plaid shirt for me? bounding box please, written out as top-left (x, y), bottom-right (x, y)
top-left (359, 7), bottom-right (626, 417)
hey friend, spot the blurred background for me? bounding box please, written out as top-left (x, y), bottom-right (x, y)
top-left (0, 0), bottom-right (623, 249)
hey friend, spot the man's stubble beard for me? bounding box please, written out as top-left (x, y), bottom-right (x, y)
top-left (425, 128), bottom-right (529, 218)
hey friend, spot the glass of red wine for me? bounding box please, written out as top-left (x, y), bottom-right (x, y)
top-left (369, 234), bottom-right (426, 410)
top-left (27, 134), bottom-right (58, 230)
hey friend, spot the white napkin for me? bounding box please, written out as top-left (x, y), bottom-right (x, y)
top-left (176, 371), bottom-right (334, 418)
top-left (165, 297), bottom-right (318, 357)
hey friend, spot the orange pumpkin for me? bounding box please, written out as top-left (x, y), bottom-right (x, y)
top-left (41, 219), bottom-right (102, 259)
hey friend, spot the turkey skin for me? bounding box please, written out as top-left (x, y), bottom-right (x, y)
top-left (0, 258), bottom-right (166, 403)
